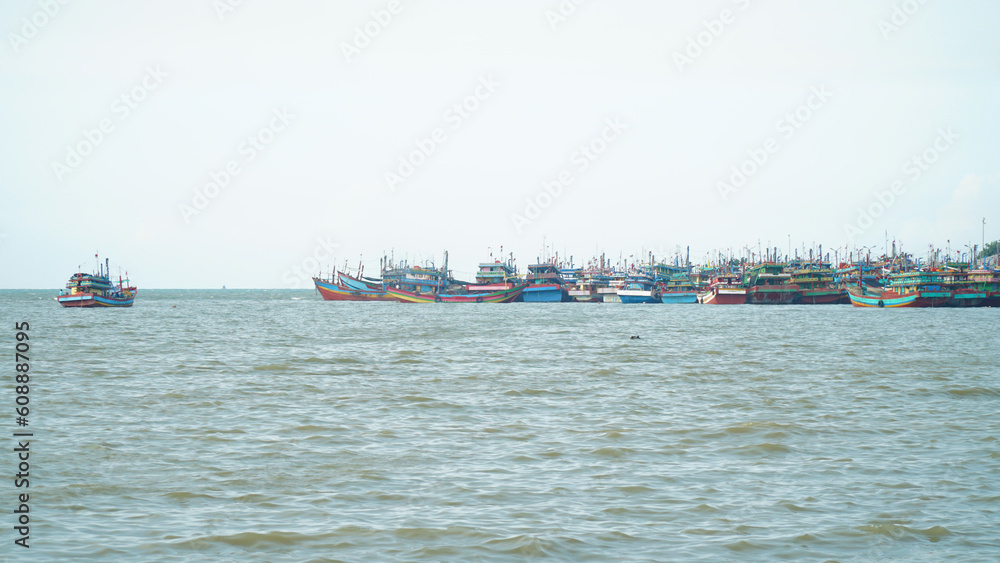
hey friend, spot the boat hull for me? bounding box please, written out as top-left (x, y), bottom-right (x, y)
top-left (523, 284), bottom-right (567, 303)
top-left (846, 287), bottom-right (951, 308)
top-left (660, 291), bottom-right (698, 304)
top-left (618, 290), bottom-right (658, 304)
top-left (798, 289), bottom-right (845, 304)
top-left (701, 289), bottom-right (746, 305)
top-left (388, 285), bottom-right (524, 303)
top-left (56, 292), bottom-right (136, 308)
top-left (313, 278), bottom-right (398, 301)
top-left (949, 290), bottom-right (988, 307)
top-left (747, 288), bottom-right (799, 304)
top-left (987, 292), bottom-right (1000, 307)
top-left (568, 289), bottom-right (601, 302)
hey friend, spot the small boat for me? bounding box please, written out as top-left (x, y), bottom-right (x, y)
top-left (56, 257), bottom-right (136, 308)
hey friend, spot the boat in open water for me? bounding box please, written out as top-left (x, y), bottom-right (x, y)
top-left (56, 257), bottom-right (136, 308)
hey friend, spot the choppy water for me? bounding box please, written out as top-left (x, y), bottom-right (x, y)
top-left (3, 289), bottom-right (999, 561)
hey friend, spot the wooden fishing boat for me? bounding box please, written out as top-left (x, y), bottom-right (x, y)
top-left (659, 274), bottom-right (698, 304)
top-left (523, 263), bottom-right (568, 302)
top-left (56, 257), bottom-right (136, 308)
top-left (846, 270), bottom-right (951, 308)
top-left (313, 277), bottom-right (399, 301)
top-left (618, 270), bottom-right (659, 304)
top-left (468, 259), bottom-right (521, 295)
top-left (387, 284), bottom-right (524, 303)
top-left (968, 269), bottom-right (1000, 307)
top-left (790, 267), bottom-right (844, 304)
top-left (699, 274), bottom-right (747, 304)
top-left (746, 263), bottom-right (799, 304)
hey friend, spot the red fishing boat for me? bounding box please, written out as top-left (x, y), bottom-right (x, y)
top-left (313, 276), bottom-right (399, 301)
top-left (699, 273), bottom-right (747, 304)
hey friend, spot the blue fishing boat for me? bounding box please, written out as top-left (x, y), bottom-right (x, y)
top-left (523, 263), bottom-right (568, 302)
top-left (659, 275), bottom-right (699, 304)
top-left (618, 270), bottom-right (659, 304)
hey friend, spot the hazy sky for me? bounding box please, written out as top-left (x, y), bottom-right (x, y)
top-left (2, 0), bottom-right (998, 288)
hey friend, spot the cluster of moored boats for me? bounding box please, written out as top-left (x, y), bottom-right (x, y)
top-left (51, 251), bottom-right (1000, 309)
top-left (314, 251), bottom-right (1000, 308)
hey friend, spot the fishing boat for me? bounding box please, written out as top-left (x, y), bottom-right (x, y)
top-left (652, 262), bottom-right (697, 303)
top-left (659, 275), bottom-right (698, 304)
top-left (523, 263), bottom-right (568, 302)
top-left (790, 266), bottom-right (844, 304)
top-left (938, 266), bottom-right (988, 307)
top-left (387, 284), bottom-right (524, 303)
top-left (746, 263), bottom-right (799, 304)
top-left (56, 257), bottom-right (136, 308)
top-left (846, 270), bottom-right (952, 308)
top-left (699, 273), bottom-right (747, 304)
top-left (568, 268), bottom-right (611, 302)
top-left (313, 275), bottom-right (398, 301)
top-left (468, 259), bottom-right (520, 294)
top-left (969, 268), bottom-right (1000, 307)
top-left (385, 251), bottom-right (525, 303)
top-left (618, 270), bottom-right (660, 304)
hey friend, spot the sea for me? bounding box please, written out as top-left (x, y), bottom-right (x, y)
top-left (2, 289), bottom-right (999, 561)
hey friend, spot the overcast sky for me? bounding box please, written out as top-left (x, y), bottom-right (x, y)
top-left (2, 0), bottom-right (997, 288)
